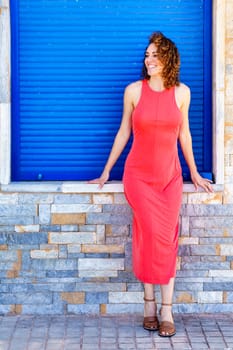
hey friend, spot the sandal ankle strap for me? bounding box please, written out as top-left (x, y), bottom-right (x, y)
top-left (144, 297), bottom-right (155, 302)
top-left (161, 303), bottom-right (172, 306)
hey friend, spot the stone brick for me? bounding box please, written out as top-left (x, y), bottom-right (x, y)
top-left (51, 204), bottom-right (101, 213)
top-left (186, 204), bottom-right (233, 216)
top-left (39, 204), bottom-right (51, 224)
top-left (0, 204), bottom-right (37, 216)
top-left (86, 213), bottom-right (131, 225)
top-left (190, 245), bottom-right (218, 256)
top-left (79, 270), bottom-right (118, 278)
top-left (61, 292), bottom-right (85, 304)
top-left (49, 232), bottom-right (95, 244)
top-left (0, 251), bottom-right (18, 262)
top-left (190, 217), bottom-right (233, 229)
top-left (220, 244), bottom-right (233, 255)
top-left (85, 292), bottom-right (108, 304)
top-left (0, 292), bottom-right (52, 305)
top-left (0, 216), bottom-right (34, 225)
top-left (105, 303), bottom-right (142, 314)
top-left (197, 291), bottom-right (223, 303)
top-left (109, 292), bottom-right (143, 303)
top-left (187, 193), bottom-right (223, 204)
top-left (209, 270), bottom-right (233, 278)
top-left (179, 216), bottom-right (190, 237)
top-left (0, 233), bottom-right (47, 245)
top-left (59, 245), bottom-right (68, 259)
top-left (78, 258), bottom-right (124, 271)
top-left (15, 225), bottom-right (40, 233)
top-left (81, 244), bottom-right (124, 254)
top-left (175, 292), bottom-right (196, 303)
top-left (31, 259), bottom-right (77, 271)
top-left (67, 304), bottom-right (100, 314)
top-left (67, 244), bottom-right (81, 254)
top-left (0, 193), bottom-right (18, 204)
top-left (96, 225), bottom-right (105, 244)
top-left (204, 282), bottom-right (233, 291)
top-left (75, 282), bottom-right (126, 292)
top-left (106, 225), bottom-right (130, 237)
top-left (54, 194), bottom-right (91, 204)
top-left (51, 213), bottom-right (86, 225)
top-left (18, 194), bottom-right (53, 204)
top-left (93, 194), bottom-right (113, 204)
top-left (179, 237), bottom-right (198, 245)
top-left (30, 249), bottom-right (59, 259)
top-left (114, 193), bottom-right (127, 204)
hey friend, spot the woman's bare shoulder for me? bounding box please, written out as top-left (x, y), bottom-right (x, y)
top-left (176, 82), bottom-right (190, 96)
top-left (125, 80), bottom-right (142, 94)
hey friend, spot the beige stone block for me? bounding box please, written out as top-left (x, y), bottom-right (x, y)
top-left (226, 38), bottom-right (233, 57)
top-left (61, 292), bottom-right (85, 304)
top-left (100, 304), bottom-right (107, 314)
top-left (51, 213), bottom-right (86, 225)
top-left (179, 237), bottom-right (199, 245)
top-left (187, 192), bottom-right (223, 204)
top-left (225, 105), bottom-right (233, 123)
top-left (223, 184), bottom-right (233, 203)
top-left (175, 292), bottom-right (194, 303)
top-left (81, 244), bottom-right (124, 254)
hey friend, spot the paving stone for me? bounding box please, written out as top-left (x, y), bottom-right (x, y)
top-left (0, 314), bottom-right (233, 349)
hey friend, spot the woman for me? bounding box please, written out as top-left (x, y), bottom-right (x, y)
top-left (89, 32), bottom-right (213, 337)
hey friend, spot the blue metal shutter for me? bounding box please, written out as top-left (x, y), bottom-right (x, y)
top-left (11, 0), bottom-right (212, 181)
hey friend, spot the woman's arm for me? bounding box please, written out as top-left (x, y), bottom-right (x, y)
top-left (89, 83), bottom-right (135, 188)
top-left (177, 84), bottom-right (213, 193)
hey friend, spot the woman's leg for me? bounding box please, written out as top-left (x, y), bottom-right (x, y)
top-left (144, 283), bottom-right (156, 316)
top-left (143, 283), bottom-right (159, 330)
top-left (160, 277), bottom-right (175, 323)
top-left (159, 277), bottom-right (176, 336)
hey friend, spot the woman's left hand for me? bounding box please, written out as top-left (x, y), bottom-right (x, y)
top-left (191, 171), bottom-right (214, 193)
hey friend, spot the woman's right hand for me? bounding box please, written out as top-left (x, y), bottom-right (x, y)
top-left (88, 170), bottom-right (110, 189)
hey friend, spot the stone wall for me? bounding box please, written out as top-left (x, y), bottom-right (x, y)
top-left (0, 182), bottom-right (232, 315)
top-left (0, 0), bottom-right (233, 315)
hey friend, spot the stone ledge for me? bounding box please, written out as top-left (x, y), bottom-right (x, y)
top-left (1, 181), bottom-right (224, 193)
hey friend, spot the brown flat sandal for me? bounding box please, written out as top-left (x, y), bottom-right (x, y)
top-left (158, 303), bottom-right (176, 337)
top-left (143, 297), bottom-right (159, 331)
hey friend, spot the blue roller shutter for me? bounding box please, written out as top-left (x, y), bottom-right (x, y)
top-left (11, 0), bottom-right (212, 181)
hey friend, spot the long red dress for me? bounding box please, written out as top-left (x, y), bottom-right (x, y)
top-left (123, 79), bottom-right (183, 284)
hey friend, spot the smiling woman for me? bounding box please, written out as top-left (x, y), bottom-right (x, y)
top-left (89, 31), bottom-right (213, 337)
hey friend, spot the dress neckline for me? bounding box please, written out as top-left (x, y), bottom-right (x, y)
top-left (145, 79), bottom-right (168, 93)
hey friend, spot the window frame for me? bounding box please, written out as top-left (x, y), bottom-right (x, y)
top-left (0, 0), bottom-right (225, 190)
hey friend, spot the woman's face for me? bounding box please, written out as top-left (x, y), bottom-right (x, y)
top-left (144, 43), bottom-right (163, 77)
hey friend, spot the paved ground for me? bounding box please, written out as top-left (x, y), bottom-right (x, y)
top-left (0, 313), bottom-right (233, 350)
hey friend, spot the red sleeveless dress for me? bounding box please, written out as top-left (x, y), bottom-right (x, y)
top-left (123, 79), bottom-right (183, 284)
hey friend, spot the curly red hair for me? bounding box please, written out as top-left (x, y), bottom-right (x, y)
top-left (142, 32), bottom-right (180, 89)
